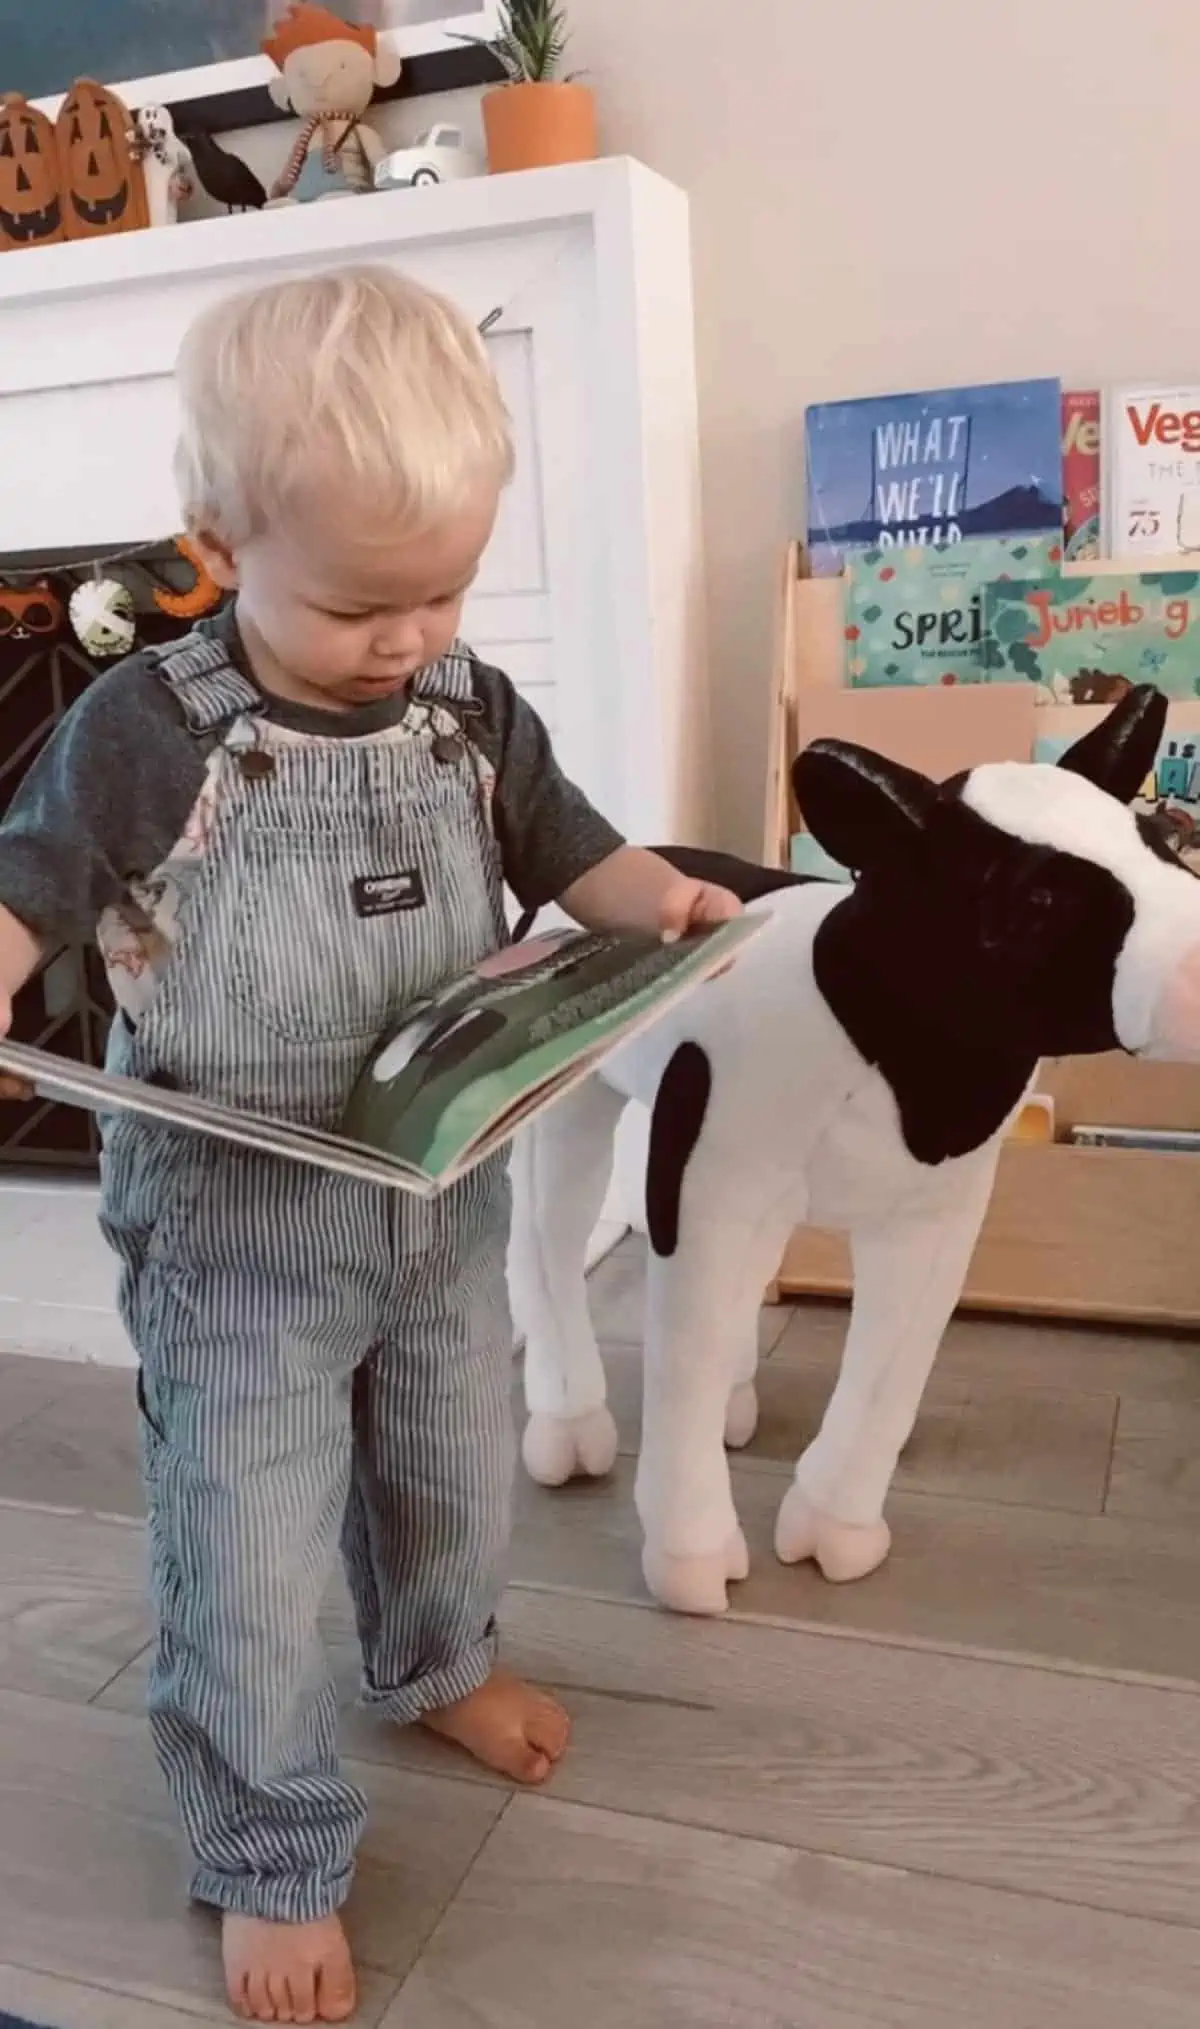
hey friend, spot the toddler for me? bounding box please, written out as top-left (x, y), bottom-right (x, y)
top-left (0, 267), bottom-right (738, 2023)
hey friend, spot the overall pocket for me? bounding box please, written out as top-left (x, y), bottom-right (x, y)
top-left (228, 773), bottom-right (498, 1046)
top-left (229, 822), bottom-right (427, 1045)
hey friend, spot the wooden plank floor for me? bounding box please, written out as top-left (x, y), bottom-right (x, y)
top-left (2, 1236), bottom-right (1200, 2026)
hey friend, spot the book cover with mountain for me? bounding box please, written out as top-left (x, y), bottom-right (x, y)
top-left (1062, 390), bottom-right (1101, 561)
top-left (845, 535), bottom-right (1062, 687)
top-left (804, 378), bottom-right (1063, 577)
top-left (983, 570), bottom-right (1200, 701)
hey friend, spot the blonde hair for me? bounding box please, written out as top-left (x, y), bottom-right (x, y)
top-left (174, 265), bottom-right (514, 543)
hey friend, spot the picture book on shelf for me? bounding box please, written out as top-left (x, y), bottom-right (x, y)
top-left (1104, 385), bottom-right (1200, 559)
top-left (1035, 703), bottom-right (1200, 876)
top-left (804, 378), bottom-right (1064, 577)
top-left (1069, 1125), bottom-right (1200, 1153)
top-left (1062, 390), bottom-right (1101, 561)
top-left (845, 534), bottom-right (1062, 687)
top-left (983, 570), bottom-right (1200, 702)
top-left (0, 920), bottom-right (761, 1196)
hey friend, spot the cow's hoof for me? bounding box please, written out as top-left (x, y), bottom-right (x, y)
top-left (642, 1526), bottom-right (749, 1616)
top-left (774, 1486), bottom-right (891, 1583)
top-left (522, 1407), bottom-right (619, 1488)
top-left (723, 1380), bottom-right (759, 1450)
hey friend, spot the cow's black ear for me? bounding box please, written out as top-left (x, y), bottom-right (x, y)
top-left (1057, 684), bottom-right (1167, 804)
top-left (792, 740), bottom-right (938, 874)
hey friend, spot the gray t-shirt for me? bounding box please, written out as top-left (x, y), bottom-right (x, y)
top-left (0, 607), bottom-right (624, 950)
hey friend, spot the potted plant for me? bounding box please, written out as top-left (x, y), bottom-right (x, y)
top-left (471, 0), bottom-right (596, 175)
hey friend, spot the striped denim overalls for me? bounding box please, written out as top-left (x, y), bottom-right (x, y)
top-left (99, 630), bottom-right (514, 1923)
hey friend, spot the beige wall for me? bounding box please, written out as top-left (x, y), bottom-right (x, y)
top-left (227, 0), bottom-right (1199, 849)
top-left (562, 0), bottom-right (1200, 849)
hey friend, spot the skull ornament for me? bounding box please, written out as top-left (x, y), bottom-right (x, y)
top-left (69, 577), bottom-right (136, 660)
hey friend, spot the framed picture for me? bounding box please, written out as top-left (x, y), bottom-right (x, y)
top-left (23, 2), bottom-right (502, 136)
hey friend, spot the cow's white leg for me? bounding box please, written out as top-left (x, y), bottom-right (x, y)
top-left (776, 1153), bottom-right (997, 1583)
top-left (638, 1182), bottom-right (797, 1616)
top-left (509, 1080), bottom-right (626, 1487)
top-left (721, 1292), bottom-right (769, 1450)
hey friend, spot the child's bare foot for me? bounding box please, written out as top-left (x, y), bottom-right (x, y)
top-left (222, 1911), bottom-right (357, 2024)
top-left (422, 1666), bottom-right (570, 1783)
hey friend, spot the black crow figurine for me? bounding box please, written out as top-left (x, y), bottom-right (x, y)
top-left (184, 132), bottom-right (268, 213)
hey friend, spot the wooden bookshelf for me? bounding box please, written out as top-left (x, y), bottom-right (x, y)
top-left (766, 541), bottom-right (1200, 1327)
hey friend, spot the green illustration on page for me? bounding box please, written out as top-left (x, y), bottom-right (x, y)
top-left (339, 924), bottom-right (751, 1183)
top-left (0, 918), bottom-right (762, 1196)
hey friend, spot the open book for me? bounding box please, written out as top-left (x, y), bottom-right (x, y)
top-left (0, 918), bottom-right (762, 1195)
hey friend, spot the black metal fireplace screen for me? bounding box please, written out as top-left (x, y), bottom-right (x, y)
top-left (0, 540), bottom-right (224, 1173)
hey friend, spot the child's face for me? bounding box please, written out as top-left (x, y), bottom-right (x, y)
top-left (197, 481), bottom-right (499, 710)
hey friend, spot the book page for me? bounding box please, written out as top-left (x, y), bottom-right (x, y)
top-left (340, 915), bottom-right (764, 1183)
top-left (0, 915), bottom-right (764, 1195)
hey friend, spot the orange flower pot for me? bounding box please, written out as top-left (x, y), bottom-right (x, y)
top-left (482, 81), bottom-right (597, 174)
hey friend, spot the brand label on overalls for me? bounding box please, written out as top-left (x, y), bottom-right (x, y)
top-left (352, 869), bottom-right (427, 918)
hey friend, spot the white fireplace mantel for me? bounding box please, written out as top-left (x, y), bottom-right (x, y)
top-left (0, 158), bottom-right (693, 1360)
top-left (0, 155), bottom-right (709, 854)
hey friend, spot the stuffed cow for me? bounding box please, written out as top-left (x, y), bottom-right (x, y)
top-left (509, 685), bottom-right (1200, 1615)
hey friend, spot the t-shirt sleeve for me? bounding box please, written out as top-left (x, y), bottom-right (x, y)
top-left (469, 659), bottom-right (624, 909)
top-left (0, 654), bottom-right (209, 949)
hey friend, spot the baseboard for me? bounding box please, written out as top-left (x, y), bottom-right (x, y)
top-left (0, 1178), bottom-right (129, 1366)
top-left (0, 1175), bottom-right (630, 1368)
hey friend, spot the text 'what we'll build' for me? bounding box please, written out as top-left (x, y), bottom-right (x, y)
top-left (871, 415), bottom-right (969, 548)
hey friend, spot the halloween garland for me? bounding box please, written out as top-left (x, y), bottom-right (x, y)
top-left (0, 536), bottom-right (223, 661)
top-left (0, 580), bottom-right (64, 643)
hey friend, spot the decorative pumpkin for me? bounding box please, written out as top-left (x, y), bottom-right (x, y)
top-left (56, 78), bottom-right (147, 241)
top-left (0, 94), bottom-right (64, 251)
top-left (0, 580), bottom-right (65, 640)
top-left (152, 535), bottom-right (222, 620)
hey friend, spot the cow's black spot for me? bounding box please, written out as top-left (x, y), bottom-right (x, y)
top-left (646, 1042), bottom-right (712, 1256)
top-left (811, 812), bottom-right (1137, 1164)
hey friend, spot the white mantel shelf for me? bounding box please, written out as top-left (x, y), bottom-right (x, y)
top-left (0, 156), bottom-right (658, 311)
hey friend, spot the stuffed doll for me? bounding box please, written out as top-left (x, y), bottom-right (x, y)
top-left (509, 685), bottom-right (1200, 1616)
top-left (262, 3), bottom-right (402, 202)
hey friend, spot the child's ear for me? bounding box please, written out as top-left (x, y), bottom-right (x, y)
top-left (374, 48), bottom-right (403, 89)
top-left (267, 73), bottom-right (294, 112)
top-left (186, 527), bottom-right (238, 591)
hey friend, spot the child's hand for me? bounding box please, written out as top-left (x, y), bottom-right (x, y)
top-left (658, 876), bottom-right (743, 944)
top-left (561, 847), bottom-right (744, 946)
top-left (0, 994), bottom-right (31, 1102)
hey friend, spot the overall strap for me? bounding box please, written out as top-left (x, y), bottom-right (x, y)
top-left (411, 641), bottom-right (478, 714)
top-left (144, 629), bottom-right (265, 736)
top-left (413, 642), bottom-right (540, 939)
